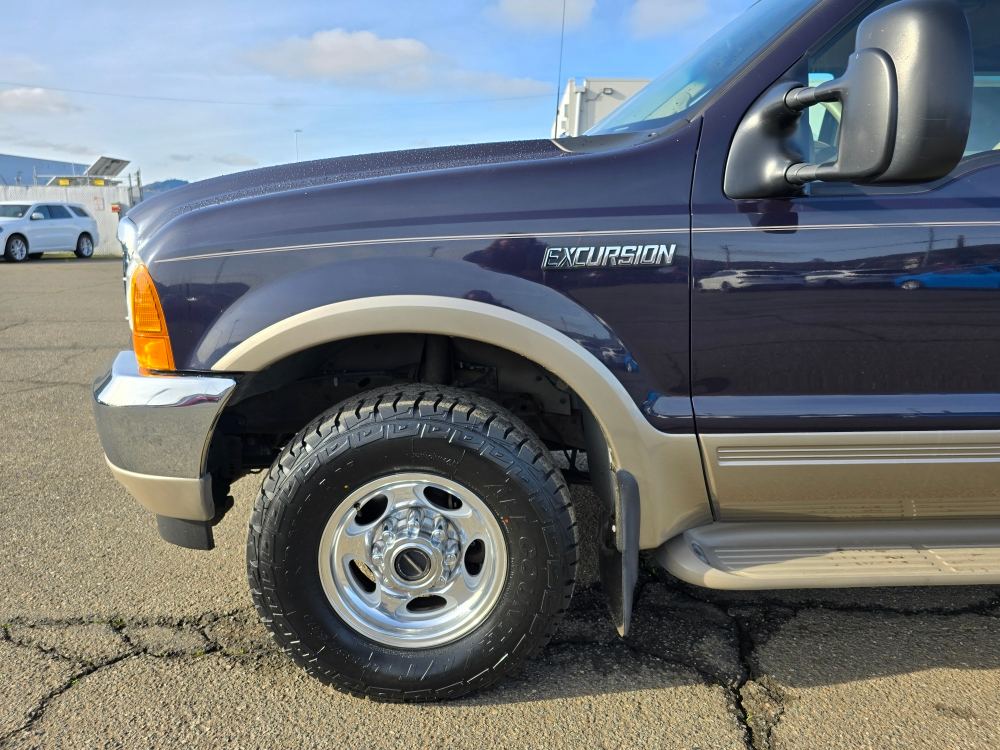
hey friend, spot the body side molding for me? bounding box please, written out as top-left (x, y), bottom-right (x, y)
top-left (211, 294), bottom-right (712, 549)
top-left (701, 431), bottom-right (1000, 521)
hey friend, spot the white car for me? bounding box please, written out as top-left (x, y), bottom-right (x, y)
top-left (697, 269), bottom-right (805, 291)
top-left (0, 201), bottom-right (100, 262)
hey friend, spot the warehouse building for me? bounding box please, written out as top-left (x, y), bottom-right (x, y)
top-left (0, 153), bottom-right (88, 186)
top-left (551, 78), bottom-right (650, 138)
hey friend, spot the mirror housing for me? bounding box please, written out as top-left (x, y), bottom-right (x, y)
top-left (30, 212), bottom-right (43, 221)
top-left (725, 0), bottom-right (973, 199)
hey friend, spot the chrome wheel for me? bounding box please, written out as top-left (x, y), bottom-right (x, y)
top-left (318, 472), bottom-right (508, 648)
top-left (6, 237), bottom-right (27, 262)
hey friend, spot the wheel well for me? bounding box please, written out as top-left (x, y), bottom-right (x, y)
top-left (78, 232), bottom-right (92, 242)
top-left (7, 233), bottom-right (27, 249)
top-left (207, 333), bottom-right (592, 491)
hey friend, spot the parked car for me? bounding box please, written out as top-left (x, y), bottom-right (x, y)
top-left (804, 268), bottom-right (899, 287)
top-left (895, 265), bottom-right (1000, 290)
top-left (0, 201), bottom-right (100, 262)
top-left (94, 0), bottom-right (997, 702)
top-left (697, 268), bottom-right (805, 291)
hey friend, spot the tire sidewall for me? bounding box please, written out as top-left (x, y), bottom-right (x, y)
top-left (259, 417), bottom-right (563, 695)
top-left (6, 236), bottom-right (27, 262)
top-left (76, 234), bottom-right (93, 258)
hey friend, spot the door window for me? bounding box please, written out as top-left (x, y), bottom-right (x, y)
top-left (32, 205), bottom-right (51, 219)
top-left (806, 1), bottom-right (1000, 164)
top-left (45, 205), bottom-right (72, 219)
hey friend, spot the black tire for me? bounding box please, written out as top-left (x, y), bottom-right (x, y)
top-left (75, 233), bottom-right (94, 259)
top-left (247, 385), bottom-right (578, 701)
top-left (4, 234), bottom-right (28, 262)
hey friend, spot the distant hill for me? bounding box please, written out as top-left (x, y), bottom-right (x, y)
top-left (142, 179), bottom-right (189, 198)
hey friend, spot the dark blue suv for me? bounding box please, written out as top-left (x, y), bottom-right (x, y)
top-left (94, 0), bottom-right (1000, 701)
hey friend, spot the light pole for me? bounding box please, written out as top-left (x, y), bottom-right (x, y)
top-left (294, 129), bottom-right (303, 162)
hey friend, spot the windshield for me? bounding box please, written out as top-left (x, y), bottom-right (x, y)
top-left (588, 0), bottom-right (816, 135)
top-left (0, 204), bottom-right (30, 218)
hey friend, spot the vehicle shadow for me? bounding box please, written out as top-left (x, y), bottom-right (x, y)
top-left (465, 567), bottom-right (1000, 706)
top-left (16, 253), bottom-right (120, 263)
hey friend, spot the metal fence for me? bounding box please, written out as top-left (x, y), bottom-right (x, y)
top-left (0, 184), bottom-right (131, 256)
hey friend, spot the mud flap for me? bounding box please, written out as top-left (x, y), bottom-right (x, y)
top-left (598, 470), bottom-right (641, 637)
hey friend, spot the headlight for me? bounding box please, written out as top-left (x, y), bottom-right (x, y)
top-left (117, 216), bottom-right (137, 258)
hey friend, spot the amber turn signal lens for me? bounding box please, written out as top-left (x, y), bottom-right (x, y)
top-left (130, 264), bottom-right (175, 373)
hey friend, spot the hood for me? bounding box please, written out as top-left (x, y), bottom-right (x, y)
top-left (127, 138), bottom-right (577, 241)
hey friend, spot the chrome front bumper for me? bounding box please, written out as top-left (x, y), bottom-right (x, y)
top-left (93, 351), bottom-right (237, 522)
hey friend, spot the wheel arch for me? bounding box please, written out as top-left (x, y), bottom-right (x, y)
top-left (212, 295), bottom-right (710, 549)
top-left (7, 232), bottom-right (28, 249)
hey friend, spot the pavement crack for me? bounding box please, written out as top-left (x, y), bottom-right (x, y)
top-left (730, 614), bottom-right (790, 750)
top-left (728, 615), bottom-right (757, 750)
top-left (0, 652), bottom-right (136, 746)
top-left (0, 319), bottom-right (28, 336)
top-left (0, 381), bottom-right (88, 400)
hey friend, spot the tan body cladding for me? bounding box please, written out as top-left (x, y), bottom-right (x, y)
top-left (700, 432), bottom-right (1000, 521)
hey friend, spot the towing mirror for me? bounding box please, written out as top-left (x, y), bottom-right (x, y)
top-left (725, 0), bottom-right (973, 199)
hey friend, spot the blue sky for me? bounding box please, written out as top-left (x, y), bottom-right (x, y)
top-left (0, 0), bottom-right (752, 182)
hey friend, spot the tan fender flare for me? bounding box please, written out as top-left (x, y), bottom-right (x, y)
top-left (212, 295), bottom-right (710, 547)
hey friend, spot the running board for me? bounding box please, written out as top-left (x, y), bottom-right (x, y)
top-left (657, 520), bottom-right (1000, 589)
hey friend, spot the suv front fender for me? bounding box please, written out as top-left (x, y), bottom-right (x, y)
top-left (212, 294), bottom-right (711, 550)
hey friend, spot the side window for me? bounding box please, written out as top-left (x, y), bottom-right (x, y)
top-left (69, 206), bottom-right (89, 218)
top-left (46, 205), bottom-right (72, 219)
top-left (32, 205), bottom-right (51, 219)
top-left (806, 0), bottom-right (999, 164)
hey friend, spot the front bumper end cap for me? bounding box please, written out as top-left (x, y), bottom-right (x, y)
top-left (93, 351), bottom-right (237, 533)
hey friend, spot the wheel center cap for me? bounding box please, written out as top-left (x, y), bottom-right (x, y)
top-left (393, 547), bottom-right (432, 582)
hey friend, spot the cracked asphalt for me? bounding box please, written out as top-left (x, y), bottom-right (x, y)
top-left (3, 258), bottom-right (1000, 749)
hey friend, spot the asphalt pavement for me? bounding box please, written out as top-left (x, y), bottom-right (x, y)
top-left (2, 258), bottom-right (1000, 749)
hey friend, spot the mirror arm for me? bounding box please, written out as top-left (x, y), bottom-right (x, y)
top-left (782, 82), bottom-right (845, 185)
top-left (784, 82), bottom-right (840, 112)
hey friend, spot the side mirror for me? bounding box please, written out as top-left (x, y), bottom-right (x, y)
top-left (725, 0), bottom-right (973, 199)
top-left (30, 212), bottom-right (44, 221)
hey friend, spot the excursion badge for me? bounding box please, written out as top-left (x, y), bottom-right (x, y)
top-left (542, 243), bottom-right (676, 270)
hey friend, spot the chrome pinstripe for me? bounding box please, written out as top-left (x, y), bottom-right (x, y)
top-left (154, 227), bottom-right (691, 264)
top-left (152, 220), bottom-right (1000, 264)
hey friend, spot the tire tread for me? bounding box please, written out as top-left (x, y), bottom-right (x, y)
top-left (247, 384), bottom-right (577, 702)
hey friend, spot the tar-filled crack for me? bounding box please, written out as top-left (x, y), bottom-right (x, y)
top-left (730, 614), bottom-right (781, 750)
top-left (1, 651), bottom-right (135, 744)
top-left (593, 568), bottom-right (1000, 749)
top-left (0, 611), bottom-right (255, 744)
top-left (4, 578), bottom-right (999, 745)
top-left (634, 574), bottom-right (780, 750)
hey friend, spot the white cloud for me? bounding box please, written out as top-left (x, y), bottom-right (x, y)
top-left (0, 134), bottom-right (94, 157)
top-left (250, 28), bottom-right (550, 98)
top-left (0, 54), bottom-right (47, 80)
top-left (213, 153), bottom-right (258, 167)
top-left (629, 0), bottom-right (708, 37)
top-left (0, 87), bottom-right (79, 116)
top-left (167, 152), bottom-right (257, 167)
top-left (251, 29), bottom-right (432, 87)
top-left (446, 70), bottom-right (551, 98)
top-left (489, 0), bottom-right (595, 31)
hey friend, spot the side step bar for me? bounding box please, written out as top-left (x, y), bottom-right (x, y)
top-left (657, 520), bottom-right (1000, 589)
